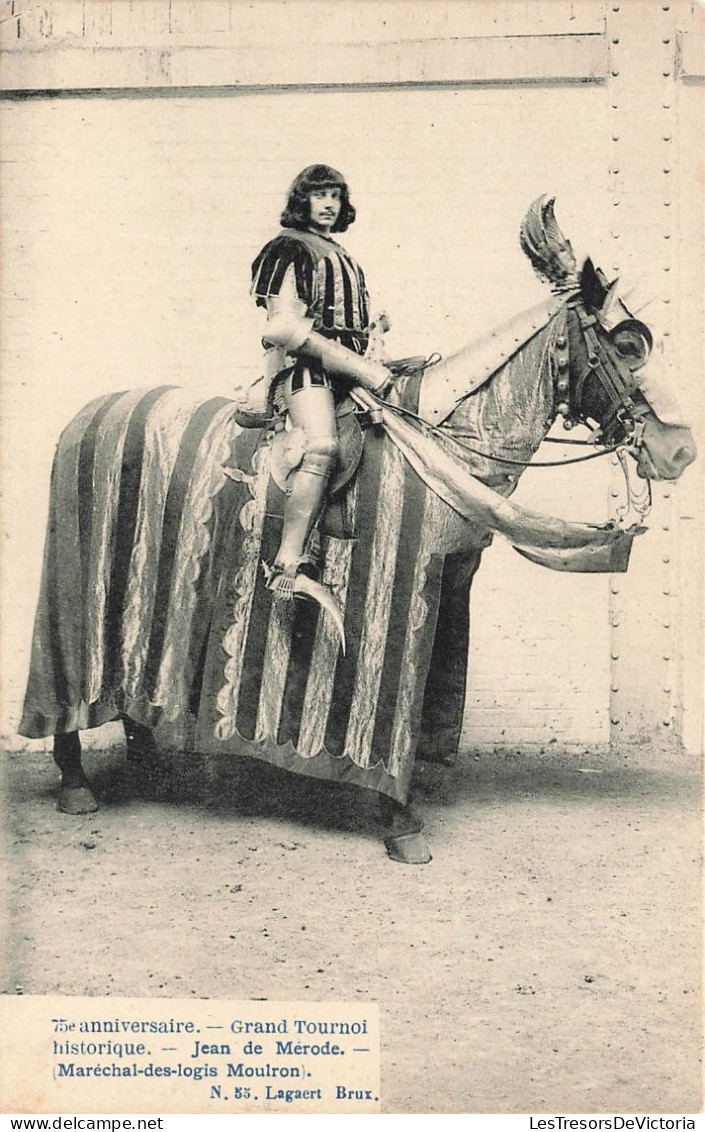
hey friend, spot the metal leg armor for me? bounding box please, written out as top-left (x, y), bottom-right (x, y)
top-left (266, 369), bottom-right (340, 600)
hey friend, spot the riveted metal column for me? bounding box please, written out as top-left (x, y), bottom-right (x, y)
top-left (674, 0), bottom-right (704, 753)
top-left (606, 0), bottom-right (679, 744)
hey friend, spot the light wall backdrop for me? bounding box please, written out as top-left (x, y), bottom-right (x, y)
top-left (1, 0), bottom-right (701, 753)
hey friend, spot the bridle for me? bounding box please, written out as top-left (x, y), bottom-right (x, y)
top-left (566, 299), bottom-right (647, 448)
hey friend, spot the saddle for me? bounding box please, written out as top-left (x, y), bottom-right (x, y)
top-left (231, 394), bottom-right (373, 540)
top-left (268, 396), bottom-right (367, 499)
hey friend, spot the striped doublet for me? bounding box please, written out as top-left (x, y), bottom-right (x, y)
top-left (251, 229), bottom-right (370, 354)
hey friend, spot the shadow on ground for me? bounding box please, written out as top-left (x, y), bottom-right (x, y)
top-left (2, 740), bottom-right (702, 1114)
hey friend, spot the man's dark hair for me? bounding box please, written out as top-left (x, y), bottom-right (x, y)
top-left (280, 164), bottom-right (356, 233)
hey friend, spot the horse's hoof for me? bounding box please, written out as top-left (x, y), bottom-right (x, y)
top-left (57, 787), bottom-right (99, 814)
top-left (384, 830), bottom-right (432, 865)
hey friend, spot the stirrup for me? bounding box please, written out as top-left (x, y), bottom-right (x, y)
top-left (263, 526), bottom-right (322, 597)
top-left (263, 561), bottom-right (298, 600)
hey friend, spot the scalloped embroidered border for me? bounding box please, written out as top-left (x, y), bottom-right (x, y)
top-left (215, 444), bottom-right (270, 739)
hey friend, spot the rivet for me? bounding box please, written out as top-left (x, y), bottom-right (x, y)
top-left (611, 685), bottom-right (619, 693)
top-left (663, 556), bottom-right (671, 563)
top-left (612, 165), bottom-right (620, 174)
top-left (663, 134), bottom-right (672, 141)
top-left (611, 104), bottom-right (619, 111)
top-left (663, 266), bottom-right (671, 272)
top-left (663, 330), bottom-right (671, 336)
top-left (612, 232), bottom-right (620, 239)
top-left (662, 4), bottom-right (670, 9)
top-left (663, 167), bottom-right (671, 173)
top-left (613, 200), bottom-right (620, 207)
top-left (556, 335), bottom-right (566, 348)
top-left (662, 523), bottom-right (670, 530)
top-left (611, 717), bottom-right (620, 726)
top-left (612, 36), bottom-right (620, 44)
top-left (663, 654), bottom-right (671, 661)
top-left (611, 618), bottom-right (619, 628)
top-left (663, 37), bottom-right (671, 44)
top-left (611, 653), bottom-right (619, 661)
top-left (663, 490), bottom-right (671, 498)
top-left (612, 4), bottom-right (620, 9)
top-left (663, 621), bottom-right (671, 629)
top-left (664, 687), bottom-right (671, 694)
top-left (612, 135), bottom-right (620, 142)
top-left (611, 69), bottom-right (620, 77)
top-left (610, 489), bottom-right (621, 498)
top-left (663, 102), bottom-right (671, 109)
top-left (663, 588), bottom-right (671, 596)
top-left (663, 70), bottom-right (671, 77)
top-left (664, 200), bottom-right (671, 206)
top-left (663, 298), bottom-right (671, 305)
top-left (663, 719), bottom-right (671, 727)
top-left (610, 584), bottom-right (620, 595)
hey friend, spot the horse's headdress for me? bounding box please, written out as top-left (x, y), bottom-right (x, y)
top-left (519, 195), bottom-right (688, 435)
top-left (520, 195), bottom-right (579, 292)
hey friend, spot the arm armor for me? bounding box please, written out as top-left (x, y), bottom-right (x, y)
top-left (298, 331), bottom-right (390, 395)
top-left (262, 295), bottom-right (315, 353)
top-left (262, 281), bottom-right (389, 395)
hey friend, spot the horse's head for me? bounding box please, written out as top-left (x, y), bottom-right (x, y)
top-left (521, 196), bottom-right (696, 483)
top-left (561, 258), bottom-right (696, 481)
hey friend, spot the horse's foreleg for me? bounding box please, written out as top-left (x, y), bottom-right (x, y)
top-left (53, 732), bottom-right (99, 814)
top-left (379, 793), bottom-right (432, 865)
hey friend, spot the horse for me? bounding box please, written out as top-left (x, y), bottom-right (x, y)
top-left (18, 198), bottom-right (696, 863)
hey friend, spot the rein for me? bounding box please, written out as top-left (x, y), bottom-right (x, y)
top-left (440, 428), bottom-right (622, 468)
top-left (385, 396), bottom-right (652, 523)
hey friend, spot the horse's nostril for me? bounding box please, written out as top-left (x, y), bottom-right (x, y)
top-left (672, 443), bottom-right (696, 471)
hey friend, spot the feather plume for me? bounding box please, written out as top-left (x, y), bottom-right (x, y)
top-left (520, 195), bottom-right (579, 291)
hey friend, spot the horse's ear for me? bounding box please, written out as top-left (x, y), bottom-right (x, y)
top-left (520, 195), bottom-right (578, 290)
top-left (580, 257), bottom-right (617, 312)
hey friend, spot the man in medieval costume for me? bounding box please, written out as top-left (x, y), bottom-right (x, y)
top-left (250, 164), bottom-right (391, 599)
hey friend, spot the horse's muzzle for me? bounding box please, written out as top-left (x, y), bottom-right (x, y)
top-left (637, 417), bottom-right (697, 481)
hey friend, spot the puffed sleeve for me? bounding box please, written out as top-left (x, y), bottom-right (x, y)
top-left (251, 234), bottom-right (318, 311)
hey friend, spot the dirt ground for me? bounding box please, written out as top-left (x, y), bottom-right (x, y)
top-left (2, 738), bottom-right (702, 1114)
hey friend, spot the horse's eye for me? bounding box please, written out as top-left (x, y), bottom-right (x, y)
top-left (609, 319), bottom-right (653, 371)
top-left (615, 330), bottom-right (646, 364)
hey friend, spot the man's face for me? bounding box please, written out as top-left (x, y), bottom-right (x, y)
top-left (308, 186), bottom-right (342, 234)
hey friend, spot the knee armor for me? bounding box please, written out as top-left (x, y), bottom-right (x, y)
top-left (300, 433), bottom-right (340, 478)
